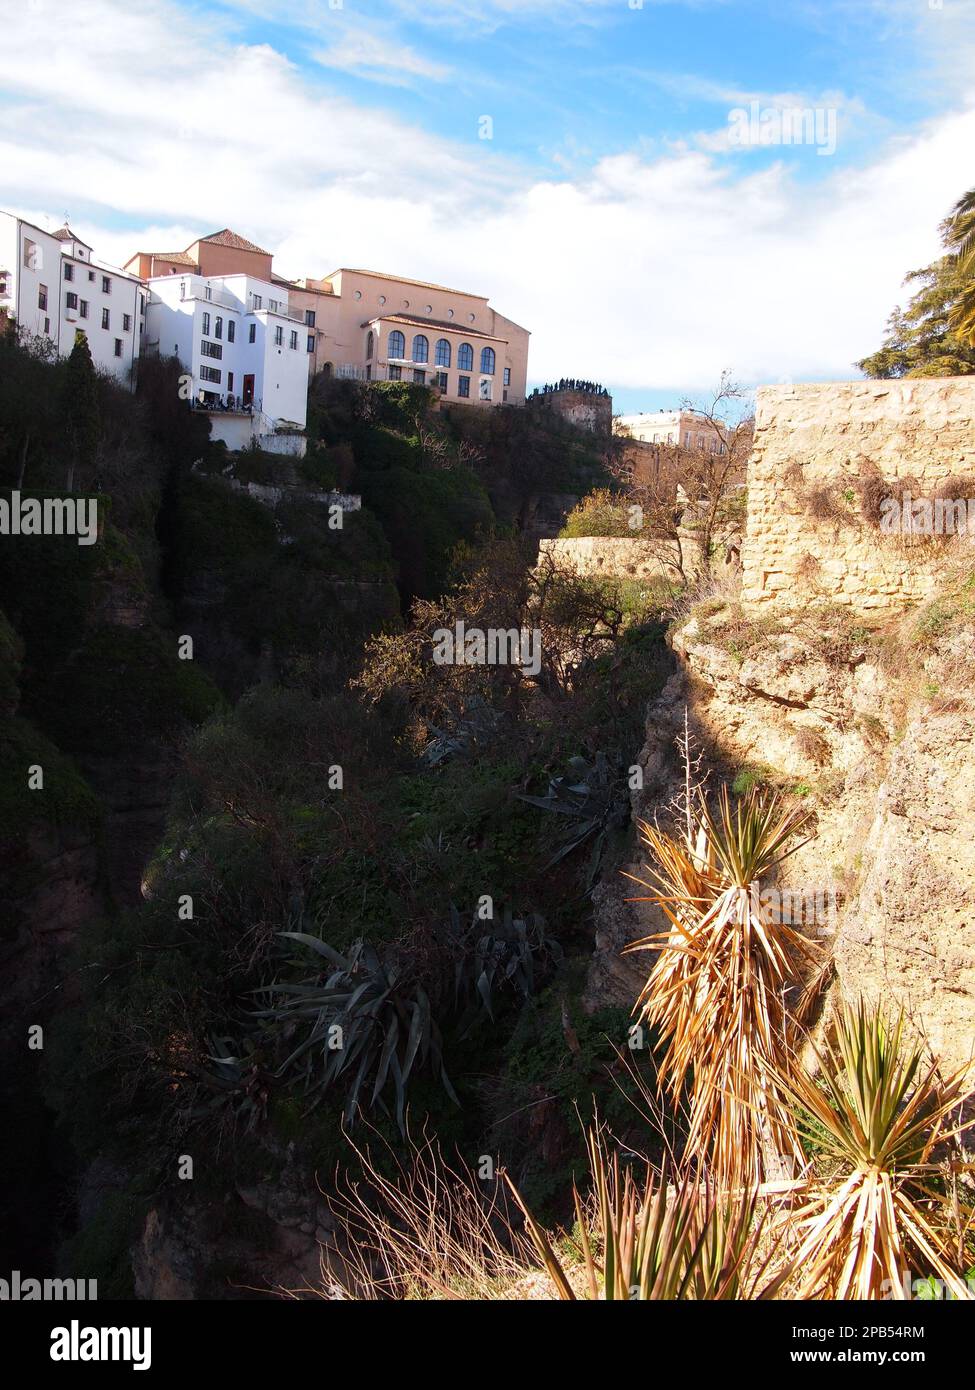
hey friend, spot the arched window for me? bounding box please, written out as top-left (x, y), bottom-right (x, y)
top-left (412, 334), bottom-right (429, 364)
top-left (480, 346), bottom-right (496, 375)
top-left (388, 330), bottom-right (406, 360)
top-left (434, 338), bottom-right (451, 368)
top-left (458, 342), bottom-right (474, 372)
top-left (366, 330), bottom-right (374, 359)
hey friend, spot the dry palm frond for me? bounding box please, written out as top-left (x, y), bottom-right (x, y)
top-left (624, 785), bottom-right (818, 1185)
top-left (773, 998), bottom-right (975, 1301)
top-left (507, 1126), bottom-right (777, 1300)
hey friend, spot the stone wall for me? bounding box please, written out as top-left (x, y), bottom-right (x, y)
top-left (529, 388), bottom-right (613, 435)
top-left (740, 379), bottom-right (975, 610)
top-left (538, 536), bottom-right (682, 582)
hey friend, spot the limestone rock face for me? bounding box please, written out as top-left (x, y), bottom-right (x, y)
top-left (587, 598), bottom-right (975, 1074)
top-left (836, 697), bottom-right (975, 1073)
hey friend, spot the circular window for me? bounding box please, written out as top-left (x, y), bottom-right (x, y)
top-left (447, 308), bottom-right (454, 319)
top-left (354, 290), bottom-right (362, 300)
top-left (403, 299), bottom-right (410, 309)
top-left (425, 304), bottom-right (433, 314)
top-left (378, 295), bottom-right (386, 305)
top-left (468, 313), bottom-right (475, 322)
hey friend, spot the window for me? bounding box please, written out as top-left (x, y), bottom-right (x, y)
top-left (43, 317), bottom-right (50, 335)
top-left (63, 261), bottom-right (73, 281)
top-left (458, 342), bottom-right (474, 372)
top-left (123, 313), bottom-right (132, 332)
top-left (503, 367), bottom-right (511, 387)
top-left (24, 238), bottom-right (38, 270)
top-left (227, 320), bottom-right (235, 343)
top-left (101, 308), bottom-right (110, 330)
top-left (457, 376), bottom-right (471, 398)
top-left (200, 365), bottom-right (222, 384)
top-left (214, 316), bottom-right (223, 339)
top-left (412, 334), bottom-right (429, 363)
top-left (79, 299), bottom-right (89, 319)
top-left (306, 334), bottom-right (315, 353)
top-left (102, 276), bottom-right (111, 294)
top-left (388, 365), bottom-right (402, 381)
top-left (366, 331), bottom-right (374, 359)
top-left (480, 346), bottom-right (496, 375)
top-left (248, 323), bottom-right (256, 344)
top-left (269, 299), bottom-right (280, 314)
top-left (683, 432), bottom-right (691, 447)
top-left (289, 330), bottom-right (298, 350)
top-left (479, 378), bottom-right (493, 401)
top-left (388, 329), bottom-right (406, 360)
top-left (114, 339), bottom-right (123, 357)
top-left (228, 372), bottom-right (234, 393)
top-left (88, 270), bottom-right (95, 282)
top-left (304, 309), bottom-right (316, 328)
top-left (274, 325), bottom-right (283, 346)
top-left (366, 365), bottom-right (372, 381)
top-left (66, 291), bottom-right (78, 309)
top-left (201, 340), bottom-right (223, 360)
top-left (435, 338), bottom-right (451, 368)
top-left (413, 369), bottom-right (426, 384)
top-left (436, 371), bottom-right (448, 393)
top-left (139, 293), bottom-right (145, 313)
top-left (202, 311), bottom-right (211, 335)
top-left (38, 285), bottom-right (47, 311)
top-left (252, 293), bottom-right (262, 310)
top-left (205, 286), bottom-right (212, 301)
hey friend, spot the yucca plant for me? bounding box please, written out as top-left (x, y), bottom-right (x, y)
top-left (624, 784), bottom-right (819, 1185)
top-left (771, 998), bottom-right (975, 1300)
top-left (507, 1127), bottom-right (773, 1300)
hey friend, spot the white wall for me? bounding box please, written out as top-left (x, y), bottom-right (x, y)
top-left (147, 272), bottom-right (308, 431)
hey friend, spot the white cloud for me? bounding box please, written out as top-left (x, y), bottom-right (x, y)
top-left (312, 30), bottom-right (450, 84)
top-left (1, 0), bottom-right (972, 393)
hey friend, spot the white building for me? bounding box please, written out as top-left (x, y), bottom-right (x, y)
top-left (0, 212), bottom-right (144, 387)
top-left (617, 408), bottom-right (728, 453)
top-left (144, 271), bottom-right (309, 451)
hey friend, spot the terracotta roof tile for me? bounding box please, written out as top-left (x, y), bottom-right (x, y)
top-left (200, 229), bottom-right (271, 255)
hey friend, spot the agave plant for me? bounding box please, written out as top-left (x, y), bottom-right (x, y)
top-left (255, 909), bottom-right (559, 1130)
top-left (772, 998), bottom-right (975, 1300)
top-left (518, 752), bottom-right (630, 887)
top-left (624, 784), bottom-right (819, 1185)
top-left (507, 1127), bottom-right (772, 1300)
top-left (253, 934), bottom-right (456, 1132)
top-left (443, 904), bottom-right (562, 1030)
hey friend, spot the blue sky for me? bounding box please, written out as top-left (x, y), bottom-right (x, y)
top-left (2, 0), bottom-right (973, 412)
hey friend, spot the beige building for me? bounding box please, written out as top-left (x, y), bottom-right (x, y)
top-left (617, 408), bottom-right (728, 453)
top-left (124, 232), bottom-right (530, 405)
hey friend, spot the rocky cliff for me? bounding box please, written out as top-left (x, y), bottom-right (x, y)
top-left (588, 378), bottom-right (975, 1075)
